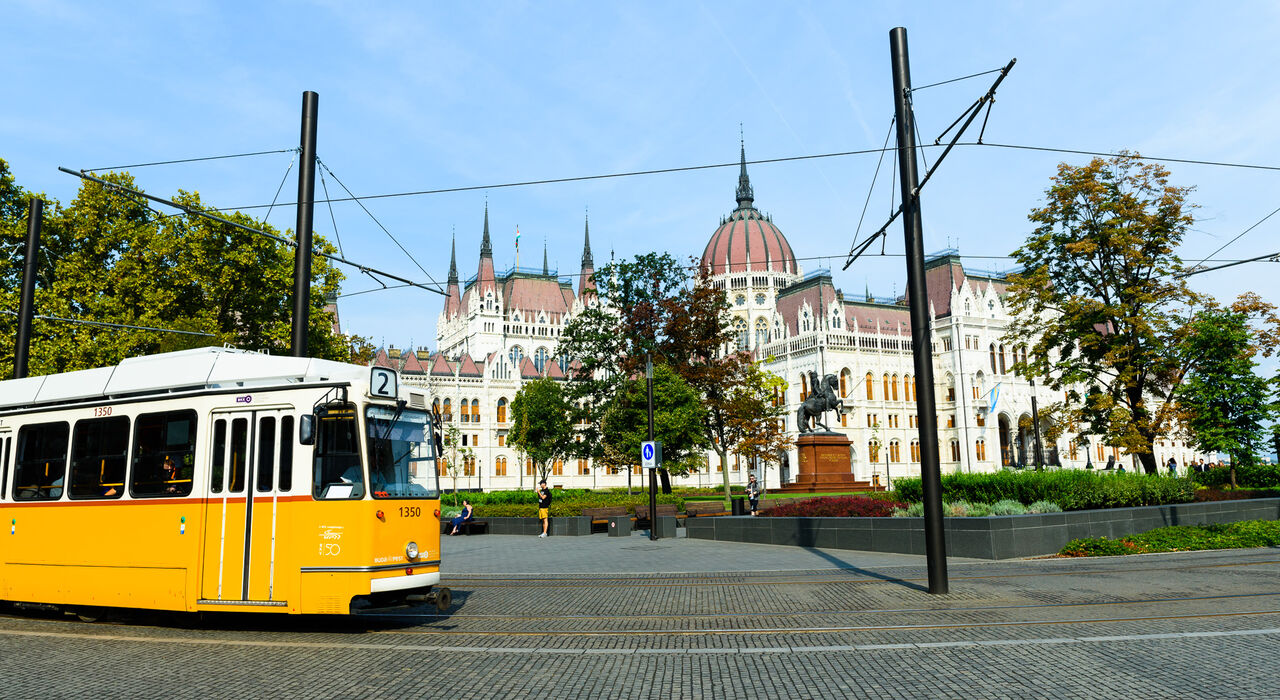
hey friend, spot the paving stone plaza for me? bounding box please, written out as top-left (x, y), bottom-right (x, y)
top-left (4, 533), bottom-right (1280, 698)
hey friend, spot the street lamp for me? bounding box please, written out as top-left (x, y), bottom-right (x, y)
top-left (1082, 435), bottom-right (1093, 470)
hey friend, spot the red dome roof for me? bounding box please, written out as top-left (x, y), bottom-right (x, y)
top-left (700, 142), bottom-right (798, 275)
top-left (701, 208), bottom-right (797, 275)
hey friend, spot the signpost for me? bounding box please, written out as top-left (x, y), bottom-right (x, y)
top-left (641, 441), bottom-right (661, 469)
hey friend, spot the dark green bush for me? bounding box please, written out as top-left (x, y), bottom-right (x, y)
top-left (1061, 520), bottom-right (1280, 556)
top-left (893, 470), bottom-right (1193, 511)
top-left (1193, 464), bottom-right (1280, 489)
top-left (475, 492), bottom-right (684, 517)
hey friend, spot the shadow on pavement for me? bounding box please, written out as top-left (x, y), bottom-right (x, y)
top-left (799, 547), bottom-right (928, 592)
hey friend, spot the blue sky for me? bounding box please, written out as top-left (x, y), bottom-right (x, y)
top-left (4, 0), bottom-right (1279, 374)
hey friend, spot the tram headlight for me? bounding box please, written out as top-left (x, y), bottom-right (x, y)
top-left (405, 541), bottom-right (419, 560)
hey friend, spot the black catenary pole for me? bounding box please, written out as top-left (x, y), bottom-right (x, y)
top-left (647, 352), bottom-right (658, 540)
top-left (13, 198), bottom-right (43, 379)
top-left (291, 91), bottom-right (319, 358)
top-left (889, 27), bottom-right (948, 594)
top-left (1030, 378), bottom-right (1044, 468)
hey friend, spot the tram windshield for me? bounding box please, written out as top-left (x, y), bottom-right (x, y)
top-left (365, 405), bottom-right (438, 499)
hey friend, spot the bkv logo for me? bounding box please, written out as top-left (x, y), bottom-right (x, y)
top-left (236, 395), bottom-right (253, 404)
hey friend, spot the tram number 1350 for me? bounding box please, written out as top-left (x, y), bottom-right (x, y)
top-left (399, 507), bottom-right (421, 518)
top-left (318, 543), bottom-right (342, 556)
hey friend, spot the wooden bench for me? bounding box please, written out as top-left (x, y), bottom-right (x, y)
top-left (582, 506), bottom-right (630, 533)
top-left (634, 503), bottom-right (678, 528)
top-left (683, 500), bottom-right (729, 517)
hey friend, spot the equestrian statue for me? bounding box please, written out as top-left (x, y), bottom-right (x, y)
top-left (797, 370), bottom-right (843, 434)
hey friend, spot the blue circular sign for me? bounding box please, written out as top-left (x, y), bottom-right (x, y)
top-left (642, 443), bottom-right (654, 460)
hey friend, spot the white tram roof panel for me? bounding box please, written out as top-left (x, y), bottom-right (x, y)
top-left (0, 347), bottom-right (370, 409)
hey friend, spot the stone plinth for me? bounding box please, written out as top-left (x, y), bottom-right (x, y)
top-left (778, 432), bottom-right (874, 493)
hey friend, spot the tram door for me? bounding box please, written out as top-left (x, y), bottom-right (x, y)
top-left (201, 410), bottom-right (292, 603)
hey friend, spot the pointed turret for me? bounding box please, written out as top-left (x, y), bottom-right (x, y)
top-left (542, 241), bottom-right (549, 275)
top-left (444, 232), bottom-right (462, 318)
top-left (578, 212), bottom-right (596, 298)
top-left (735, 134), bottom-right (754, 210)
top-left (475, 202), bottom-right (497, 298)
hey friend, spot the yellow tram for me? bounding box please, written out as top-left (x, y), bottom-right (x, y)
top-left (0, 347), bottom-right (448, 616)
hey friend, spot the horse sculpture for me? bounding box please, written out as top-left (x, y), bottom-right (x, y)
top-left (797, 370), bottom-right (842, 433)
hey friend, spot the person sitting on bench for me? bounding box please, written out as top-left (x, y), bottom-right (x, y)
top-left (449, 500), bottom-right (475, 535)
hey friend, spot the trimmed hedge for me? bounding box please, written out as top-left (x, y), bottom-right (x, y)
top-left (1193, 464), bottom-right (1280, 489)
top-left (476, 493), bottom-right (685, 518)
top-left (1061, 520), bottom-right (1280, 557)
top-left (760, 496), bottom-right (905, 518)
top-left (893, 470), bottom-right (1194, 511)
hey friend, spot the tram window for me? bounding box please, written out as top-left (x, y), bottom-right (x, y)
top-left (14, 422), bottom-right (69, 501)
top-left (366, 405), bottom-right (436, 499)
top-left (229, 417), bottom-right (248, 493)
top-left (313, 404), bottom-right (363, 499)
top-left (210, 419), bottom-right (227, 494)
top-left (130, 410), bottom-right (197, 498)
top-left (257, 416), bottom-right (276, 493)
top-left (278, 416), bottom-right (294, 492)
top-left (1, 436), bottom-right (10, 499)
top-left (69, 416), bottom-right (130, 499)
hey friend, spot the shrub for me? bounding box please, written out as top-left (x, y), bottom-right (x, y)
top-left (893, 502), bottom-right (925, 517)
top-left (1061, 520), bottom-right (1280, 556)
top-left (989, 499), bottom-right (1027, 516)
top-left (1026, 500), bottom-right (1063, 514)
top-left (1194, 464), bottom-right (1280, 489)
top-left (944, 500), bottom-right (973, 517)
top-left (893, 470), bottom-right (1193, 510)
top-left (1195, 487), bottom-right (1280, 502)
top-left (475, 492), bottom-right (684, 517)
top-left (966, 502), bottom-right (993, 517)
top-left (760, 496), bottom-right (905, 518)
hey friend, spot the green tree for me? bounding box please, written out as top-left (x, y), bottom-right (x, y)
top-left (508, 377), bottom-right (573, 483)
top-left (723, 359), bottom-right (791, 491)
top-left (0, 161), bottom-right (367, 377)
top-left (1175, 307), bottom-right (1279, 486)
top-left (600, 363), bottom-right (708, 475)
top-left (441, 422), bottom-right (474, 506)
top-left (1005, 154), bottom-right (1199, 474)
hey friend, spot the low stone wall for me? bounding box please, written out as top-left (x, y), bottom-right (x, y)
top-left (683, 498), bottom-right (1280, 559)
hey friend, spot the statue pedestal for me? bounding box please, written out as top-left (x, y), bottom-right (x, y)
top-left (778, 432), bottom-right (876, 493)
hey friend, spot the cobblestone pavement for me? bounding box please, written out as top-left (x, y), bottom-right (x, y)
top-left (4, 535), bottom-right (1280, 698)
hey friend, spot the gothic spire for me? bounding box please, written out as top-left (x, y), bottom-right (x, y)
top-left (581, 210), bottom-right (594, 269)
top-left (542, 240), bottom-right (549, 275)
top-left (735, 129), bottom-right (754, 210)
top-left (479, 200), bottom-right (493, 258)
top-left (447, 230), bottom-right (458, 285)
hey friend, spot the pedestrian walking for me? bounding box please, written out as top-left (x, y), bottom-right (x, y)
top-left (536, 480), bottom-right (552, 538)
top-left (746, 474), bottom-right (761, 516)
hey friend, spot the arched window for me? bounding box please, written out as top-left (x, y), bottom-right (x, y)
top-left (911, 440), bottom-right (921, 462)
top-left (801, 310), bottom-right (811, 332)
top-left (463, 455), bottom-right (476, 476)
top-left (990, 344), bottom-right (998, 374)
top-left (733, 317), bottom-right (748, 351)
top-left (839, 369), bottom-right (852, 398)
top-left (865, 372), bottom-right (874, 400)
top-left (950, 439), bottom-right (961, 461)
top-left (904, 375), bottom-right (914, 402)
top-left (497, 398), bottom-right (508, 423)
top-left (800, 374), bottom-right (809, 401)
top-left (533, 347), bottom-right (550, 373)
top-left (868, 441), bottom-right (880, 463)
top-left (443, 399), bottom-right (452, 423)
top-left (1021, 346), bottom-right (1028, 366)
top-left (999, 344), bottom-right (1007, 374)
top-left (578, 458), bottom-right (589, 475)
top-left (773, 319), bottom-right (782, 341)
top-left (438, 457), bottom-right (449, 477)
top-left (891, 374), bottom-right (900, 402)
top-left (882, 373), bottom-right (890, 400)
top-left (975, 439), bottom-right (987, 461)
top-left (471, 399), bottom-right (480, 423)
top-left (558, 355), bottom-right (571, 374)
top-left (889, 440), bottom-right (901, 463)
top-left (509, 345), bottom-right (524, 367)
top-left (755, 318), bottom-right (769, 348)
top-left (495, 456), bottom-right (507, 477)
top-left (553, 459), bottom-right (564, 476)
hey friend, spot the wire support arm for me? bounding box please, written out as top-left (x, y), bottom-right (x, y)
top-left (58, 167), bottom-right (444, 296)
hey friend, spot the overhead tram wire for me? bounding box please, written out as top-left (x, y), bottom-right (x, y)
top-left (1177, 248), bottom-right (1280, 278)
top-left (909, 66), bottom-right (1006, 92)
top-left (1179, 202), bottom-right (1280, 276)
top-left (0, 309), bottom-right (215, 337)
top-left (212, 141), bottom-right (1280, 213)
top-left (317, 167), bottom-right (345, 257)
top-left (58, 166), bottom-right (445, 297)
top-left (84, 147), bottom-right (297, 173)
top-left (315, 158), bottom-right (439, 289)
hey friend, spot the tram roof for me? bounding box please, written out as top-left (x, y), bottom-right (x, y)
top-left (0, 347), bottom-right (366, 410)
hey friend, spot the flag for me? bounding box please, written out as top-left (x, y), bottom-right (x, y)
top-left (515, 226), bottom-right (521, 250)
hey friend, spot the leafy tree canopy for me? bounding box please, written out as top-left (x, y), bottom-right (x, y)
top-left (508, 377), bottom-right (573, 482)
top-left (0, 158), bottom-right (368, 377)
top-left (601, 363), bottom-right (708, 476)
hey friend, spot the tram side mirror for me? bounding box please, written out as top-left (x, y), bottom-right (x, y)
top-left (299, 414), bottom-right (316, 446)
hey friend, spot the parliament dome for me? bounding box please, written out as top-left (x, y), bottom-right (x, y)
top-left (700, 144), bottom-right (798, 275)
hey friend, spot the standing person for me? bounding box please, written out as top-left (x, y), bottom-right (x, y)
top-left (746, 474), bottom-right (761, 516)
top-left (536, 480), bottom-right (551, 538)
top-left (1167, 457), bottom-right (1178, 476)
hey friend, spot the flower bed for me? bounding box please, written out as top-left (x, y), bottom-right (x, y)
top-left (759, 496), bottom-right (904, 518)
top-left (1061, 519), bottom-right (1280, 557)
top-left (893, 470), bottom-right (1193, 511)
